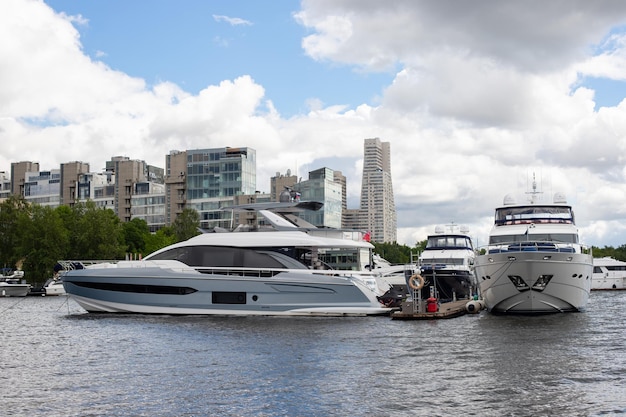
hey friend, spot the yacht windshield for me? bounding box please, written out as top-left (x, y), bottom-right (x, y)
top-left (148, 246), bottom-right (309, 269)
top-left (495, 206), bottom-right (574, 225)
top-left (426, 236), bottom-right (473, 250)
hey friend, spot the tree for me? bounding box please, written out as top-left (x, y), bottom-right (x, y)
top-left (18, 205), bottom-right (69, 283)
top-left (122, 218), bottom-right (150, 255)
top-left (372, 241), bottom-right (412, 264)
top-left (144, 226), bottom-right (177, 254)
top-left (72, 201), bottom-right (125, 260)
top-left (173, 208), bottom-right (200, 242)
top-left (0, 195), bottom-right (31, 269)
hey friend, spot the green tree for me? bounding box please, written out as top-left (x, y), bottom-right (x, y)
top-left (18, 205), bottom-right (69, 283)
top-left (144, 226), bottom-right (177, 254)
top-left (72, 201), bottom-right (125, 260)
top-left (372, 241), bottom-right (412, 264)
top-left (173, 208), bottom-right (200, 242)
top-left (0, 195), bottom-right (31, 269)
top-left (122, 218), bottom-right (150, 255)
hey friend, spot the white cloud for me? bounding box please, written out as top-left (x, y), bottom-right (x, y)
top-left (212, 14), bottom-right (252, 26)
top-left (4, 0), bottom-right (626, 249)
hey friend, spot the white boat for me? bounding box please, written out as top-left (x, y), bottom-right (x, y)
top-left (415, 224), bottom-right (478, 301)
top-left (43, 277), bottom-right (66, 296)
top-left (592, 257), bottom-right (626, 290)
top-left (60, 202), bottom-right (395, 316)
top-left (0, 269), bottom-right (31, 297)
top-left (474, 181), bottom-right (592, 314)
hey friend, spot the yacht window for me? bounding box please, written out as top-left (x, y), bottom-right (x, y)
top-left (426, 236), bottom-right (473, 250)
top-left (489, 233), bottom-right (578, 244)
top-left (606, 265), bottom-right (626, 271)
top-left (148, 245), bottom-right (308, 269)
top-left (495, 206), bottom-right (573, 224)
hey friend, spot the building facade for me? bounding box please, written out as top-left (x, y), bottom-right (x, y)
top-left (176, 147), bottom-right (257, 230)
top-left (60, 161), bottom-right (90, 207)
top-left (131, 181), bottom-right (166, 232)
top-left (0, 172), bottom-right (11, 200)
top-left (349, 138), bottom-right (397, 243)
top-left (165, 150), bottom-right (187, 226)
top-left (76, 171), bottom-right (116, 209)
top-left (108, 156), bottom-right (164, 223)
top-left (294, 167), bottom-right (343, 229)
top-left (23, 169), bottom-right (61, 207)
top-left (11, 161), bottom-right (39, 196)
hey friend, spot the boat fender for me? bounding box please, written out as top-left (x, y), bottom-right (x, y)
top-left (408, 274), bottom-right (425, 290)
top-left (465, 300), bottom-right (482, 314)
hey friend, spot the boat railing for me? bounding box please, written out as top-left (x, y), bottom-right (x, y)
top-left (56, 260), bottom-right (121, 271)
top-left (479, 240), bottom-right (591, 255)
top-left (496, 218), bottom-right (573, 226)
top-left (56, 260), bottom-right (375, 280)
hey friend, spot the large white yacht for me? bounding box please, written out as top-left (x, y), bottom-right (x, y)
top-left (592, 257), bottom-right (626, 290)
top-left (415, 224), bottom-right (477, 301)
top-left (474, 181), bottom-right (592, 314)
top-left (60, 202), bottom-right (395, 316)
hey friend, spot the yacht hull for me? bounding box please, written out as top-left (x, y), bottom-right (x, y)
top-left (44, 281), bottom-right (66, 296)
top-left (0, 283), bottom-right (31, 297)
top-left (62, 267), bottom-right (391, 316)
top-left (475, 251), bottom-right (592, 314)
top-left (415, 268), bottom-right (475, 301)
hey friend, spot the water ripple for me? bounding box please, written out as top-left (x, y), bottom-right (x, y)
top-left (1, 292), bottom-right (625, 416)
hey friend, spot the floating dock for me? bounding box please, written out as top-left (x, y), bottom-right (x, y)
top-left (391, 299), bottom-right (471, 320)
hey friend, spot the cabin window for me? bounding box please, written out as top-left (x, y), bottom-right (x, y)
top-left (426, 236), bottom-right (473, 249)
top-left (489, 233), bottom-right (578, 245)
top-left (495, 206), bottom-right (573, 225)
top-left (148, 246), bottom-right (308, 269)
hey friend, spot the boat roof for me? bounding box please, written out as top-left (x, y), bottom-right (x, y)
top-left (426, 233), bottom-right (471, 239)
top-left (593, 256), bottom-right (626, 266)
top-left (145, 230), bottom-right (373, 259)
top-left (495, 203), bottom-right (572, 210)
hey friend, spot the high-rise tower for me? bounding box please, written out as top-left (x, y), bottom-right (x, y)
top-left (359, 138), bottom-right (397, 242)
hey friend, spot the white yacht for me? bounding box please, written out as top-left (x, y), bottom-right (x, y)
top-left (592, 257), bottom-right (626, 290)
top-left (0, 269), bottom-right (31, 297)
top-left (60, 202), bottom-right (395, 316)
top-left (474, 182), bottom-right (592, 314)
top-left (415, 224), bottom-right (477, 301)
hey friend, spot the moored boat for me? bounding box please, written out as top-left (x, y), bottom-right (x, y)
top-left (474, 180), bottom-right (592, 314)
top-left (60, 199), bottom-right (399, 317)
top-left (0, 269), bottom-right (31, 297)
top-left (592, 257), bottom-right (626, 290)
top-left (43, 277), bottom-right (66, 296)
top-left (414, 224), bottom-right (478, 302)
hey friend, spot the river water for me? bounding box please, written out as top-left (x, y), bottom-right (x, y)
top-left (1, 291), bottom-right (624, 417)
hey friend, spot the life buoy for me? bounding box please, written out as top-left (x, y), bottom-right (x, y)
top-left (408, 274), bottom-right (425, 290)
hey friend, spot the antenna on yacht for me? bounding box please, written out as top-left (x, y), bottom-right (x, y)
top-left (526, 172), bottom-right (543, 204)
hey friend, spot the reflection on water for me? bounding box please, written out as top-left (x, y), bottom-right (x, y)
top-left (1, 292), bottom-right (625, 416)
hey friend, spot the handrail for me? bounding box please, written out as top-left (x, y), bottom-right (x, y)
top-left (477, 240), bottom-right (591, 255)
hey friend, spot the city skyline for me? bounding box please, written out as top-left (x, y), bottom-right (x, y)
top-left (2, 141), bottom-right (400, 242)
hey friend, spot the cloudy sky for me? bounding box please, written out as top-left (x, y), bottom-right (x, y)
top-left (3, 0), bottom-right (626, 248)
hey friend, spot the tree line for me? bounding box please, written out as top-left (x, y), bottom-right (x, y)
top-left (0, 195), bottom-right (200, 285)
